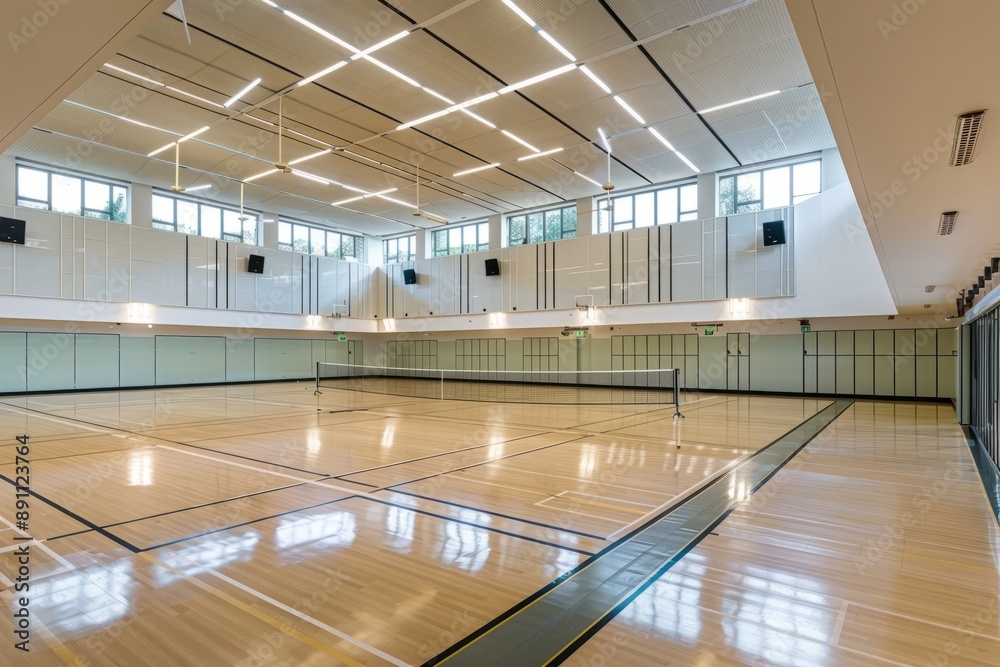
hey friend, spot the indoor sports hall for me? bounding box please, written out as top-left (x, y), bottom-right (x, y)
top-left (0, 1), bottom-right (998, 666)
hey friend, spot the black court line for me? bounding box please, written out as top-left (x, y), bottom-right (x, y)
top-left (138, 496), bottom-right (358, 552)
top-left (422, 400), bottom-right (853, 667)
top-left (382, 490), bottom-right (606, 542)
top-left (334, 430), bottom-right (553, 482)
top-left (565, 396), bottom-right (734, 431)
top-left (0, 471), bottom-right (141, 553)
top-left (384, 435), bottom-right (588, 490)
top-left (360, 497), bottom-right (594, 557)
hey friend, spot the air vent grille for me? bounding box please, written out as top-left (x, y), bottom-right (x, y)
top-left (925, 285), bottom-right (936, 293)
top-left (938, 211), bottom-right (958, 235)
top-left (950, 111), bottom-right (987, 166)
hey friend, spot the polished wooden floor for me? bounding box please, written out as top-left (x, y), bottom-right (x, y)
top-left (0, 384), bottom-right (995, 666)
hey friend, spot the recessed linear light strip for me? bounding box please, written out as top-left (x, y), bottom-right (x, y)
top-left (223, 77), bottom-right (261, 108)
top-left (184, 184), bottom-right (212, 192)
top-left (454, 163), bottom-right (500, 177)
top-left (147, 126), bottom-right (210, 157)
top-left (518, 147), bottom-right (563, 161)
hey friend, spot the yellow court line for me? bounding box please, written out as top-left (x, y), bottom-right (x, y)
top-left (138, 553), bottom-right (370, 667)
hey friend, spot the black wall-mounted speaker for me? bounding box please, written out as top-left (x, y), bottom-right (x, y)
top-left (762, 220), bottom-right (786, 247)
top-left (485, 258), bottom-right (500, 276)
top-left (403, 268), bottom-right (417, 285)
top-left (248, 254), bottom-right (265, 274)
top-left (0, 217), bottom-right (26, 245)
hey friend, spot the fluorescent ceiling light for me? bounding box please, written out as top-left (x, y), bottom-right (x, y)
top-left (178, 126), bottom-right (210, 143)
top-left (518, 147), bottom-right (563, 161)
top-left (165, 85), bottom-right (224, 108)
top-left (461, 110), bottom-right (496, 128)
top-left (538, 30), bottom-right (575, 61)
top-left (244, 168), bottom-right (278, 182)
top-left (223, 77), bottom-right (261, 108)
top-left (501, 130), bottom-right (539, 152)
top-left (289, 149), bottom-right (332, 165)
top-left (580, 65), bottom-right (611, 94)
top-left (333, 196), bottom-right (364, 206)
top-left (699, 90), bottom-right (781, 114)
top-left (500, 0), bottom-right (535, 26)
top-left (283, 10), bottom-right (356, 52)
top-left (342, 185), bottom-right (369, 194)
top-left (298, 61), bottom-right (348, 87)
top-left (350, 31), bottom-right (408, 59)
top-left (103, 64), bottom-right (164, 87)
top-left (647, 127), bottom-right (675, 151)
top-left (675, 151), bottom-right (700, 173)
top-left (574, 171), bottom-right (602, 187)
top-left (376, 194), bottom-right (410, 207)
top-left (294, 170), bottom-right (331, 185)
top-left (185, 184), bottom-right (212, 192)
top-left (147, 141), bottom-right (177, 157)
top-left (423, 87), bottom-right (454, 103)
top-left (454, 163), bottom-right (500, 177)
top-left (499, 64), bottom-right (577, 94)
top-left (597, 127), bottom-right (611, 152)
top-left (364, 56), bottom-right (420, 87)
top-left (365, 188), bottom-right (398, 197)
top-left (396, 93), bottom-right (498, 130)
top-left (613, 95), bottom-right (645, 124)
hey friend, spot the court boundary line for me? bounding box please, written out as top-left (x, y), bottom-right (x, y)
top-left (381, 490), bottom-right (607, 541)
top-left (359, 496), bottom-right (594, 556)
top-left (420, 401), bottom-right (848, 666)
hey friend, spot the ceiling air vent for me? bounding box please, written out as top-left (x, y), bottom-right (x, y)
top-left (950, 110), bottom-right (987, 166)
top-left (925, 285), bottom-right (936, 293)
top-left (938, 211), bottom-right (958, 235)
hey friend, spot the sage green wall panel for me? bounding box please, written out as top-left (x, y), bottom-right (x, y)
top-left (226, 339), bottom-right (255, 382)
top-left (749, 335), bottom-right (803, 393)
top-left (26, 333), bottom-right (75, 392)
top-left (854, 356), bottom-right (874, 395)
top-left (916, 356), bottom-right (937, 397)
top-left (155, 336), bottom-right (225, 385)
top-left (0, 333), bottom-right (27, 393)
top-left (75, 334), bottom-right (119, 389)
top-left (817, 356), bottom-right (836, 394)
top-left (254, 339), bottom-right (312, 380)
top-left (836, 331), bottom-right (854, 355)
top-left (874, 356), bottom-right (895, 395)
top-left (818, 331), bottom-right (835, 355)
top-left (875, 330), bottom-right (894, 355)
top-left (894, 356), bottom-right (916, 397)
top-left (696, 336), bottom-right (725, 390)
top-left (938, 328), bottom-right (958, 355)
top-left (120, 337), bottom-right (154, 387)
top-left (835, 356), bottom-right (855, 395)
top-left (855, 330), bottom-right (874, 355)
top-left (915, 329), bottom-right (937, 356)
top-left (938, 357), bottom-right (957, 399)
top-left (804, 357), bottom-right (817, 394)
top-left (895, 330), bottom-right (916, 356)
top-left (589, 339), bottom-right (611, 371)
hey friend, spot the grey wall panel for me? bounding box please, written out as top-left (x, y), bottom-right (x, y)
top-left (26, 332), bottom-right (75, 391)
top-left (854, 356), bottom-right (874, 395)
top-left (698, 335), bottom-right (727, 390)
top-left (817, 356), bottom-right (836, 394)
top-left (75, 334), bottom-right (119, 389)
top-left (835, 356), bottom-right (855, 395)
top-left (938, 356), bottom-right (957, 399)
top-left (894, 356), bottom-right (916, 397)
top-left (915, 356), bottom-right (937, 397)
top-left (874, 356), bottom-right (895, 395)
top-left (0, 333), bottom-right (27, 393)
top-left (120, 337), bottom-right (154, 387)
top-left (155, 336), bottom-right (226, 385)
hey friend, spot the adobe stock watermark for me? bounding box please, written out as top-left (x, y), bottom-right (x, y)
top-left (878, 0), bottom-right (932, 41)
top-left (8, 0), bottom-right (72, 54)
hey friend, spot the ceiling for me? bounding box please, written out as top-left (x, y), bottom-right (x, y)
top-left (6, 0), bottom-right (834, 236)
top-left (786, 0), bottom-right (1000, 315)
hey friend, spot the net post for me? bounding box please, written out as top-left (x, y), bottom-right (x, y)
top-left (673, 368), bottom-right (684, 419)
top-left (440, 369), bottom-right (445, 401)
top-left (314, 362), bottom-right (322, 396)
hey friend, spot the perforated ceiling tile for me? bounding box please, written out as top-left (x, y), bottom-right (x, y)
top-left (11, 130), bottom-right (151, 180)
top-left (384, 0), bottom-right (465, 23)
top-left (514, 0), bottom-right (634, 60)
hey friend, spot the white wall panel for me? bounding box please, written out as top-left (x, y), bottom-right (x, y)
top-left (624, 229), bottom-right (650, 305)
top-left (131, 228), bottom-right (186, 306)
top-left (17, 215), bottom-right (61, 298)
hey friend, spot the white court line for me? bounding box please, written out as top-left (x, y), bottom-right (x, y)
top-left (831, 599), bottom-right (849, 645)
top-left (167, 549), bottom-right (412, 667)
top-left (532, 497), bottom-right (629, 524)
top-left (496, 465), bottom-right (674, 498)
top-left (849, 601), bottom-right (1000, 642)
top-left (557, 489), bottom-right (657, 509)
top-left (605, 456), bottom-right (747, 541)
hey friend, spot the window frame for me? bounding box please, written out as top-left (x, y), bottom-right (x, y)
top-left (16, 163), bottom-right (129, 222)
top-left (383, 234), bottom-right (416, 263)
top-left (432, 221), bottom-right (490, 257)
top-left (277, 218), bottom-right (365, 260)
top-left (718, 158), bottom-right (822, 216)
top-left (596, 181), bottom-right (698, 233)
top-left (151, 190), bottom-right (260, 245)
top-left (506, 205), bottom-right (577, 247)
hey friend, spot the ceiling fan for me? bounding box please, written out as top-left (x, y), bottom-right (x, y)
top-left (598, 127), bottom-right (615, 216)
top-left (411, 164), bottom-right (448, 225)
top-left (274, 96), bottom-right (293, 175)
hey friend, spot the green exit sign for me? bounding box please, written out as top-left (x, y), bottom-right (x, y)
top-left (704, 326), bottom-right (715, 336)
top-left (801, 326), bottom-right (811, 333)
top-left (575, 330), bottom-right (587, 338)
top-left (338, 333), bottom-right (347, 341)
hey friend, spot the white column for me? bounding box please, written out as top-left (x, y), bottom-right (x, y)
top-left (697, 172), bottom-right (716, 220)
top-left (576, 196), bottom-right (594, 237)
top-left (416, 227), bottom-right (432, 259)
top-left (130, 183), bottom-right (153, 228)
top-left (365, 235), bottom-right (382, 265)
top-left (262, 213), bottom-right (280, 249)
top-left (488, 213), bottom-right (502, 249)
top-left (821, 148), bottom-right (848, 190)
